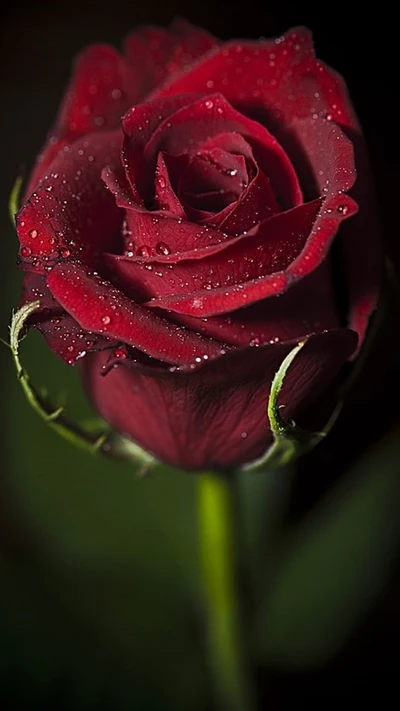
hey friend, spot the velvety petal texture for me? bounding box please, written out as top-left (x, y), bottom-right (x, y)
top-left (15, 20), bottom-right (382, 471)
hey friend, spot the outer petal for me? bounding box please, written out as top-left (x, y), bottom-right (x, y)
top-left (25, 47), bottom-right (141, 197)
top-left (164, 262), bottom-right (341, 346)
top-left (81, 329), bottom-right (357, 471)
top-left (104, 200), bottom-right (322, 305)
top-left (150, 26), bottom-right (381, 344)
top-left (150, 28), bottom-right (356, 128)
top-left (124, 18), bottom-right (219, 100)
top-left (46, 260), bottom-right (228, 365)
top-left (17, 131), bottom-right (122, 272)
top-left (19, 273), bottom-right (114, 364)
top-left (336, 136), bottom-right (383, 351)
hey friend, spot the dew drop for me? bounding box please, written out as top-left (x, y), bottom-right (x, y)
top-left (28, 229), bottom-right (38, 239)
top-left (114, 348), bottom-right (127, 359)
top-left (156, 175), bottom-right (166, 189)
top-left (241, 432), bottom-right (248, 439)
top-left (137, 244), bottom-right (152, 257)
top-left (155, 241), bottom-right (171, 256)
top-left (204, 99), bottom-right (214, 109)
top-left (101, 315), bottom-right (111, 325)
top-left (337, 204), bottom-right (349, 215)
top-left (21, 246), bottom-right (32, 257)
top-left (61, 248), bottom-right (71, 258)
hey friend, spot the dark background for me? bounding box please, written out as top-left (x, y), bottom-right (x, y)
top-left (0, 1), bottom-right (399, 709)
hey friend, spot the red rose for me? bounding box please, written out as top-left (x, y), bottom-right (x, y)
top-left (16, 19), bottom-right (381, 471)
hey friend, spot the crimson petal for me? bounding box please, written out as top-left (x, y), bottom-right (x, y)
top-left (25, 46), bottom-right (140, 197)
top-left (144, 93), bottom-right (302, 209)
top-left (149, 26), bottom-right (381, 344)
top-left (124, 18), bottom-right (219, 100)
top-left (17, 131), bottom-right (123, 273)
top-left (165, 262), bottom-right (340, 346)
top-left (102, 167), bottom-right (229, 255)
top-left (122, 94), bottom-right (197, 202)
top-left (144, 196), bottom-right (358, 316)
top-left (153, 152), bottom-right (186, 217)
top-left (150, 28), bottom-right (356, 129)
top-left (81, 328), bottom-right (357, 470)
top-left (19, 273), bottom-right (114, 364)
top-left (117, 200), bottom-right (319, 306)
top-left (214, 168), bottom-right (279, 234)
top-left (46, 260), bottom-right (227, 365)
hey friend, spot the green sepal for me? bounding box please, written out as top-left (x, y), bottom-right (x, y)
top-left (9, 175), bottom-right (23, 225)
top-left (243, 340), bottom-right (331, 472)
top-left (8, 300), bottom-right (157, 475)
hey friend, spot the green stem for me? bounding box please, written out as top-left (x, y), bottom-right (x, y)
top-left (198, 472), bottom-right (257, 711)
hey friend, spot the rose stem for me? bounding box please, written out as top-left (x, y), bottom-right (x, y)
top-left (198, 472), bottom-right (258, 711)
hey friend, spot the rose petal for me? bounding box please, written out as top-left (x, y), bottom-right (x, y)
top-left (17, 131), bottom-right (123, 273)
top-left (102, 167), bottom-right (230, 255)
top-left (81, 328), bottom-right (357, 470)
top-left (37, 315), bottom-right (115, 366)
top-left (20, 272), bottom-right (62, 316)
top-left (150, 28), bottom-right (355, 130)
top-left (46, 260), bottom-right (227, 365)
top-left (149, 26), bottom-right (382, 341)
top-left (180, 148), bottom-right (248, 198)
top-left (122, 94), bottom-right (197, 202)
top-left (164, 262), bottom-right (340, 345)
top-left (124, 18), bottom-right (219, 100)
top-left (25, 46), bottom-right (140, 197)
top-left (19, 273), bottom-right (114, 364)
top-left (144, 93), bottom-right (302, 209)
top-left (153, 152), bottom-right (186, 217)
top-left (214, 168), bottom-right (278, 233)
top-left (115, 200), bottom-right (320, 305)
top-left (337, 136), bottom-right (383, 351)
top-left (144, 196), bottom-right (358, 316)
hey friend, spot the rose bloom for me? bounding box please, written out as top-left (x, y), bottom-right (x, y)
top-left (16, 19), bottom-right (381, 471)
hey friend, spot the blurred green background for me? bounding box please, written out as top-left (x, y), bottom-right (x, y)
top-left (1, 1), bottom-right (399, 708)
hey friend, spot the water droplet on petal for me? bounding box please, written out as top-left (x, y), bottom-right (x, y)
top-left (156, 175), bottom-right (166, 189)
top-left (337, 204), bottom-right (349, 215)
top-left (101, 315), bottom-right (111, 325)
top-left (28, 229), bottom-right (38, 239)
top-left (137, 245), bottom-right (152, 257)
top-left (60, 248), bottom-right (71, 258)
top-left (155, 242), bottom-right (171, 256)
top-left (111, 88), bottom-right (123, 100)
top-left (114, 348), bottom-right (127, 359)
top-left (21, 246), bottom-right (32, 257)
